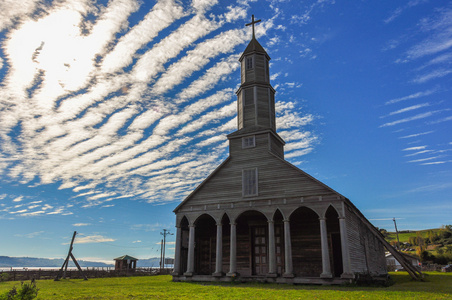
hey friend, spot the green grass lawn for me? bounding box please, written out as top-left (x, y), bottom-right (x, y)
top-left (1, 272), bottom-right (451, 299)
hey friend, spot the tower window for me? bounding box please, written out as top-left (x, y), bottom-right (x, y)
top-left (246, 56), bottom-right (253, 70)
top-left (242, 136), bottom-right (255, 148)
top-left (243, 168), bottom-right (258, 197)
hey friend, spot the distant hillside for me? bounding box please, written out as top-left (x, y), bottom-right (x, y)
top-left (0, 256), bottom-right (163, 268)
top-left (0, 256), bottom-right (113, 268)
top-left (382, 226), bottom-right (452, 264)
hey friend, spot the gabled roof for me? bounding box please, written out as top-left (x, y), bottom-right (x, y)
top-left (114, 255), bottom-right (138, 261)
top-left (239, 37), bottom-right (270, 61)
top-left (173, 157), bottom-right (231, 213)
top-left (267, 151), bottom-right (346, 199)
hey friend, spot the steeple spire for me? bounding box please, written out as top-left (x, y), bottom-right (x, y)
top-left (227, 15), bottom-right (285, 159)
top-left (245, 15), bottom-right (261, 39)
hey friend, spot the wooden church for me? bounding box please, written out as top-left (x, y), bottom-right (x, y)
top-left (172, 16), bottom-right (420, 284)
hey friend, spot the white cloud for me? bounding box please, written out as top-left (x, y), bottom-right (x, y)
top-left (385, 89), bottom-right (436, 105)
top-left (13, 196), bottom-right (23, 202)
top-left (412, 69), bottom-right (452, 83)
top-left (380, 110), bottom-right (444, 127)
top-left (71, 234), bottom-right (116, 244)
top-left (0, 1), bottom-right (315, 212)
top-left (403, 146), bottom-right (427, 151)
top-left (15, 231), bottom-right (45, 238)
top-left (399, 131), bottom-right (433, 139)
top-left (73, 223), bottom-right (92, 227)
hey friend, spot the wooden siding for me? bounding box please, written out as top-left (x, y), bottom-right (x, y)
top-left (243, 87), bottom-right (255, 127)
top-left (256, 86), bottom-right (270, 127)
top-left (237, 92), bottom-right (243, 129)
top-left (290, 210), bottom-right (322, 277)
top-left (345, 208), bottom-right (386, 275)
top-left (269, 133), bottom-right (284, 159)
top-left (181, 134), bottom-right (333, 208)
top-left (346, 210), bottom-right (367, 273)
top-left (269, 91), bottom-right (275, 130)
top-left (254, 54), bottom-right (266, 82)
top-left (241, 59), bottom-right (246, 84)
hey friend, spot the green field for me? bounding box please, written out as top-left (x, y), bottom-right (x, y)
top-left (1, 273), bottom-right (452, 299)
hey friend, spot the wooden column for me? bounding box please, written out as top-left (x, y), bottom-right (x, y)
top-left (339, 217), bottom-right (354, 278)
top-left (267, 220), bottom-right (277, 276)
top-left (283, 219), bottom-right (294, 277)
top-left (227, 222), bottom-right (237, 276)
top-left (173, 226), bottom-right (182, 275)
top-left (319, 217), bottom-right (332, 278)
top-left (213, 222), bottom-right (223, 276)
top-left (184, 224), bottom-right (195, 276)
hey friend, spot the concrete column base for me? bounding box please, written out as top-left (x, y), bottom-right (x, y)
top-left (183, 272), bottom-right (194, 277)
top-left (212, 272), bottom-right (223, 277)
top-left (226, 272), bottom-right (238, 277)
top-left (320, 273), bottom-right (333, 279)
top-left (266, 273), bottom-right (277, 278)
top-left (340, 272), bottom-right (354, 279)
top-left (283, 273), bottom-right (294, 278)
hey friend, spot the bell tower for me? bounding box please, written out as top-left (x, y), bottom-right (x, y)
top-left (236, 15), bottom-right (276, 130)
top-left (228, 15), bottom-right (285, 159)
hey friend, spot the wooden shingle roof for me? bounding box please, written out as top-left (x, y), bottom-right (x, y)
top-left (114, 255), bottom-right (138, 261)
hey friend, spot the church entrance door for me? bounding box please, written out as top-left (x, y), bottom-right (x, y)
top-left (251, 226), bottom-right (268, 275)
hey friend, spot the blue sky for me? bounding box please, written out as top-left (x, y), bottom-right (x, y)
top-left (0, 0), bottom-right (451, 263)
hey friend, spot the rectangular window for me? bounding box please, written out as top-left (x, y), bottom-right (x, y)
top-left (242, 136), bottom-right (255, 148)
top-left (242, 168), bottom-right (258, 197)
top-left (246, 56), bottom-right (253, 70)
top-left (244, 88), bottom-right (254, 106)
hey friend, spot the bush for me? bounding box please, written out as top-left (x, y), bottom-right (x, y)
top-left (0, 281), bottom-right (38, 300)
top-left (0, 273), bottom-right (10, 282)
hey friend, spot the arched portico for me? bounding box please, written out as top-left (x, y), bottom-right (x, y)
top-left (290, 206), bottom-right (322, 277)
top-left (234, 210), bottom-right (268, 276)
top-left (325, 206), bottom-right (343, 277)
top-left (194, 214), bottom-right (216, 275)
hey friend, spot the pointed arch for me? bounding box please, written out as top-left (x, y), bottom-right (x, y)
top-left (179, 216), bottom-right (190, 274)
top-left (289, 206), bottom-right (322, 277)
top-left (235, 210), bottom-right (268, 276)
top-left (325, 205), bottom-right (343, 277)
top-left (194, 214), bottom-right (216, 275)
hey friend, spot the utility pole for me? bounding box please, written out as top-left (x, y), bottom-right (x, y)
top-left (160, 239), bottom-right (163, 271)
top-left (160, 229), bottom-right (173, 269)
top-left (393, 218), bottom-right (400, 250)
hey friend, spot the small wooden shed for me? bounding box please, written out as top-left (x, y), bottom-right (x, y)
top-left (114, 255), bottom-right (138, 271)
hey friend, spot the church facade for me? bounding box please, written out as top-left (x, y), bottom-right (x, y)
top-left (172, 20), bottom-right (388, 284)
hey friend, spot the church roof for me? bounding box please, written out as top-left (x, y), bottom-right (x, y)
top-left (239, 37), bottom-right (270, 61)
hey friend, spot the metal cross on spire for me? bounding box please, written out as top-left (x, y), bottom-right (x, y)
top-left (246, 15), bottom-right (261, 39)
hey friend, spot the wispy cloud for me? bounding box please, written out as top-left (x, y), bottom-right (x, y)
top-left (71, 234), bottom-right (116, 244)
top-left (380, 110), bottom-right (444, 127)
top-left (15, 231), bottom-right (45, 238)
top-left (384, 0), bottom-right (428, 24)
top-left (385, 89), bottom-right (436, 105)
top-left (399, 131), bottom-right (433, 139)
top-left (412, 69), bottom-right (452, 83)
top-left (73, 223), bottom-right (91, 227)
top-left (403, 146), bottom-right (427, 151)
top-left (405, 7), bottom-right (452, 60)
top-left (0, 0), bottom-right (318, 211)
top-left (382, 102), bottom-right (430, 118)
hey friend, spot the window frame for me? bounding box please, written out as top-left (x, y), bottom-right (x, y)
top-left (242, 168), bottom-right (258, 197)
top-left (242, 135), bottom-right (256, 149)
top-left (246, 56), bottom-right (254, 70)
